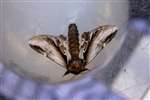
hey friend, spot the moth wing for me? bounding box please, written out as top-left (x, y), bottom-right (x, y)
top-left (80, 25), bottom-right (118, 64)
top-left (28, 35), bottom-right (67, 67)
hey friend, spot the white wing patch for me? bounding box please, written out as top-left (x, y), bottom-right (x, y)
top-left (28, 35), bottom-right (67, 67)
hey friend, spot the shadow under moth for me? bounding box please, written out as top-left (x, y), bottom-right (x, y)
top-left (28, 23), bottom-right (118, 76)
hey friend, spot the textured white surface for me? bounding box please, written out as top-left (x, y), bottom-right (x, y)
top-left (0, 0), bottom-right (129, 83)
top-left (0, 0), bottom-right (150, 100)
top-left (113, 36), bottom-right (150, 100)
top-left (0, 69), bottom-right (125, 100)
top-left (111, 20), bottom-right (150, 100)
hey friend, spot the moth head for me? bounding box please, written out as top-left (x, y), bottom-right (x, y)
top-left (64, 59), bottom-right (88, 76)
top-left (69, 23), bottom-right (77, 30)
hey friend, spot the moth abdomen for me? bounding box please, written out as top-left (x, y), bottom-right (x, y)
top-left (68, 23), bottom-right (80, 60)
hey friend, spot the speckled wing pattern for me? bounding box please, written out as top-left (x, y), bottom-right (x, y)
top-left (28, 34), bottom-right (68, 67)
top-left (80, 25), bottom-right (118, 64)
top-left (28, 24), bottom-right (118, 69)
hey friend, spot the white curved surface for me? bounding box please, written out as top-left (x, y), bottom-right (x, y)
top-left (0, 0), bottom-right (129, 83)
top-left (0, 1), bottom-right (149, 100)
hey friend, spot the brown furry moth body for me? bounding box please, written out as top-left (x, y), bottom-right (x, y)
top-left (28, 23), bottom-right (118, 76)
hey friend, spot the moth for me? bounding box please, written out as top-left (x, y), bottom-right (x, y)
top-left (28, 23), bottom-right (118, 76)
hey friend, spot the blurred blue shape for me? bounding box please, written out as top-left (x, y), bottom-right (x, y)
top-left (0, 62), bottom-right (125, 100)
top-left (128, 18), bottom-right (149, 34)
top-left (0, 63), bottom-right (4, 74)
top-left (36, 85), bottom-right (58, 100)
top-left (0, 69), bottom-right (20, 98)
top-left (14, 80), bottom-right (37, 100)
top-left (57, 76), bottom-right (125, 100)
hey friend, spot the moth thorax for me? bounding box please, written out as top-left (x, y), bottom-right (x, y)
top-left (66, 59), bottom-right (86, 75)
